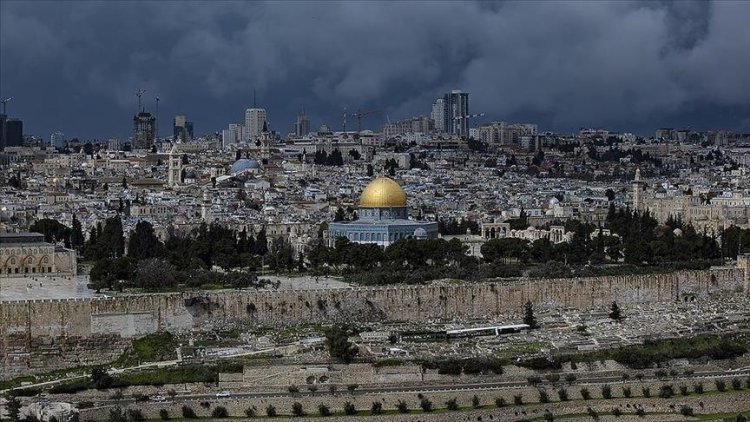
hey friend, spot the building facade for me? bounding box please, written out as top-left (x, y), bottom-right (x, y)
top-left (0, 233), bottom-right (77, 278)
top-left (327, 177), bottom-right (438, 247)
top-left (0, 114), bottom-right (23, 149)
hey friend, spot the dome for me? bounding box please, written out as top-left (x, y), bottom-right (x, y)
top-left (231, 158), bottom-right (261, 174)
top-left (359, 177), bottom-right (407, 208)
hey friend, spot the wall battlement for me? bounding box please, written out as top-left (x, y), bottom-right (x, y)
top-left (0, 268), bottom-right (745, 377)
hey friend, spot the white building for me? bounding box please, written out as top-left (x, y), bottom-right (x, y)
top-left (244, 108), bottom-right (267, 142)
top-left (222, 123), bottom-right (244, 148)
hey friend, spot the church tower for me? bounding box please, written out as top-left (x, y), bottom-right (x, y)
top-left (168, 144), bottom-right (182, 187)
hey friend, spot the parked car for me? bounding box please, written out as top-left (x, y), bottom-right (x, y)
top-left (216, 391), bottom-right (231, 398)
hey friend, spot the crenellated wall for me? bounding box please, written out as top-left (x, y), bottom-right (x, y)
top-left (0, 268), bottom-right (745, 377)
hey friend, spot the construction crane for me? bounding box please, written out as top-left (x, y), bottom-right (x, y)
top-left (135, 89), bottom-right (146, 113)
top-left (351, 109), bottom-right (382, 132)
top-left (0, 97), bottom-right (12, 115)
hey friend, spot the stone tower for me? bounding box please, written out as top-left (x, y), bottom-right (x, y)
top-left (168, 144), bottom-right (182, 187)
top-left (632, 168), bottom-right (643, 211)
top-left (201, 191), bottom-right (212, 223)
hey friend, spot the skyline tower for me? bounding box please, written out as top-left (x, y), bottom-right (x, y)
top-left (443, 90), bottom-right (469, 137)
top-left (295, 110), bottom-right (310, 137)
top-left (244, 107), bottom-right (267, 143)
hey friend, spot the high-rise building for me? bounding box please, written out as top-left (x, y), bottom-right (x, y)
top-left (431, 98), bottom-right (445, 133)
top-left (443, 90), bottom-right (469, 137)
top-left (222, 123), bottom-right (244, 148)
top-left (173, 115), bottom-right (194, 142)
top-left (133, 112), bottom-right (156, 149)
top-left (244, 108), bottom-right (267, 142)
top-left (295, 112), bottom-right (311, 137)
top-left (0, 115), bottom-right (23, 149)
top-left (50, 131), bottom-right (65, 148)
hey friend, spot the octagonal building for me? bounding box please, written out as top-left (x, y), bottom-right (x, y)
top-left (327, 176), bottom-right (438, 247)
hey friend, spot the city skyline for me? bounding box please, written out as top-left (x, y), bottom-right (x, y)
top-left (1, 1), bottom-right (750, 139)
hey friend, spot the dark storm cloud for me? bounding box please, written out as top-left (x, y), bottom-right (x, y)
top-left (1, 0), bottom-right (749, 139)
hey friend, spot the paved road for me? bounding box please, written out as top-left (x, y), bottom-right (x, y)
top-left (95, 369), bottom-right (750, 407)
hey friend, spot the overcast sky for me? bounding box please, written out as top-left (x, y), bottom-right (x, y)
top-left (2, 0), bottom-right (749, 140)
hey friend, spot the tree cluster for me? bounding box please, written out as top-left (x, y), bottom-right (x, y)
top-left (437, 218), bottom-right (480, 236)
top-left (314, 149), bottom-right (344, 166)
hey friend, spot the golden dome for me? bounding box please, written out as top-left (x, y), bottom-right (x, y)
top-left (359, 177), bottom-right (407, 208)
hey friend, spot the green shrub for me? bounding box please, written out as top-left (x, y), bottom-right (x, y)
top-left (371, 402), bottom-right (383, 415)
top-left (396, 400), bottom-right (409, 413)
top-left (642, 387), bottom-right (651, 397)
top-left (694, 382), bottom-right (704, 394)
top-left (715, 379), bottom-right (726, 392)
top-left (159, 409), bottom-right (169, 420)
top-left (679, 405), bottom-right (693, 417)
top-left (612, 407), bottom-right (622, 417)
top-left (558, 387), bottom-right (569, 401)
top-left (513, 394), bottom-right (523, 405)
top-left (527, 376), bottom-right (542, 386)
top-left (580, 387), bottom-right (591, 400)
top-left (446, 398), bottom-right (459, 411)
top-left (732, 378), bottom-right (742, 390)
top-left (622, 386), bottom-right (631, 398)
top-left (343, 401), bottom-right (356, 415)
top-left (679, 385), bottom-right (689, 396)
top-left (419, 398), bottom-right (433, 412)
top-left (495, 397), bottom-right (506, 408)
top-left (659, 384), bottom-right (674, 398)
top-left (212, 406), bottom-right (228, 418)
top-left (538, 389), bottom-right (550, 403)
top-left (291, 402), bottom-right (305, 417)
top-left (318, 404), bottom-right (331, 417)
top-left (265, 405), bottom-right (276, 417)
top-left (472, 394), bottom-right (480, 408)
top-left (181, 406), bottom-right (196, 419)
top-left (244, 406), bottom-right (256, 417)
top-left (601, 384), bottom-right (612, 399)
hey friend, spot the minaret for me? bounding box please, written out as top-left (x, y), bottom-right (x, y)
top-left (632, 168), bottom-right (642, 211)
top-left (168, 144), bottom-right (182, 187)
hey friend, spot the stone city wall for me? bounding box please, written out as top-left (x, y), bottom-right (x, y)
top-left (0, 268), bottom-right (745, 377)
